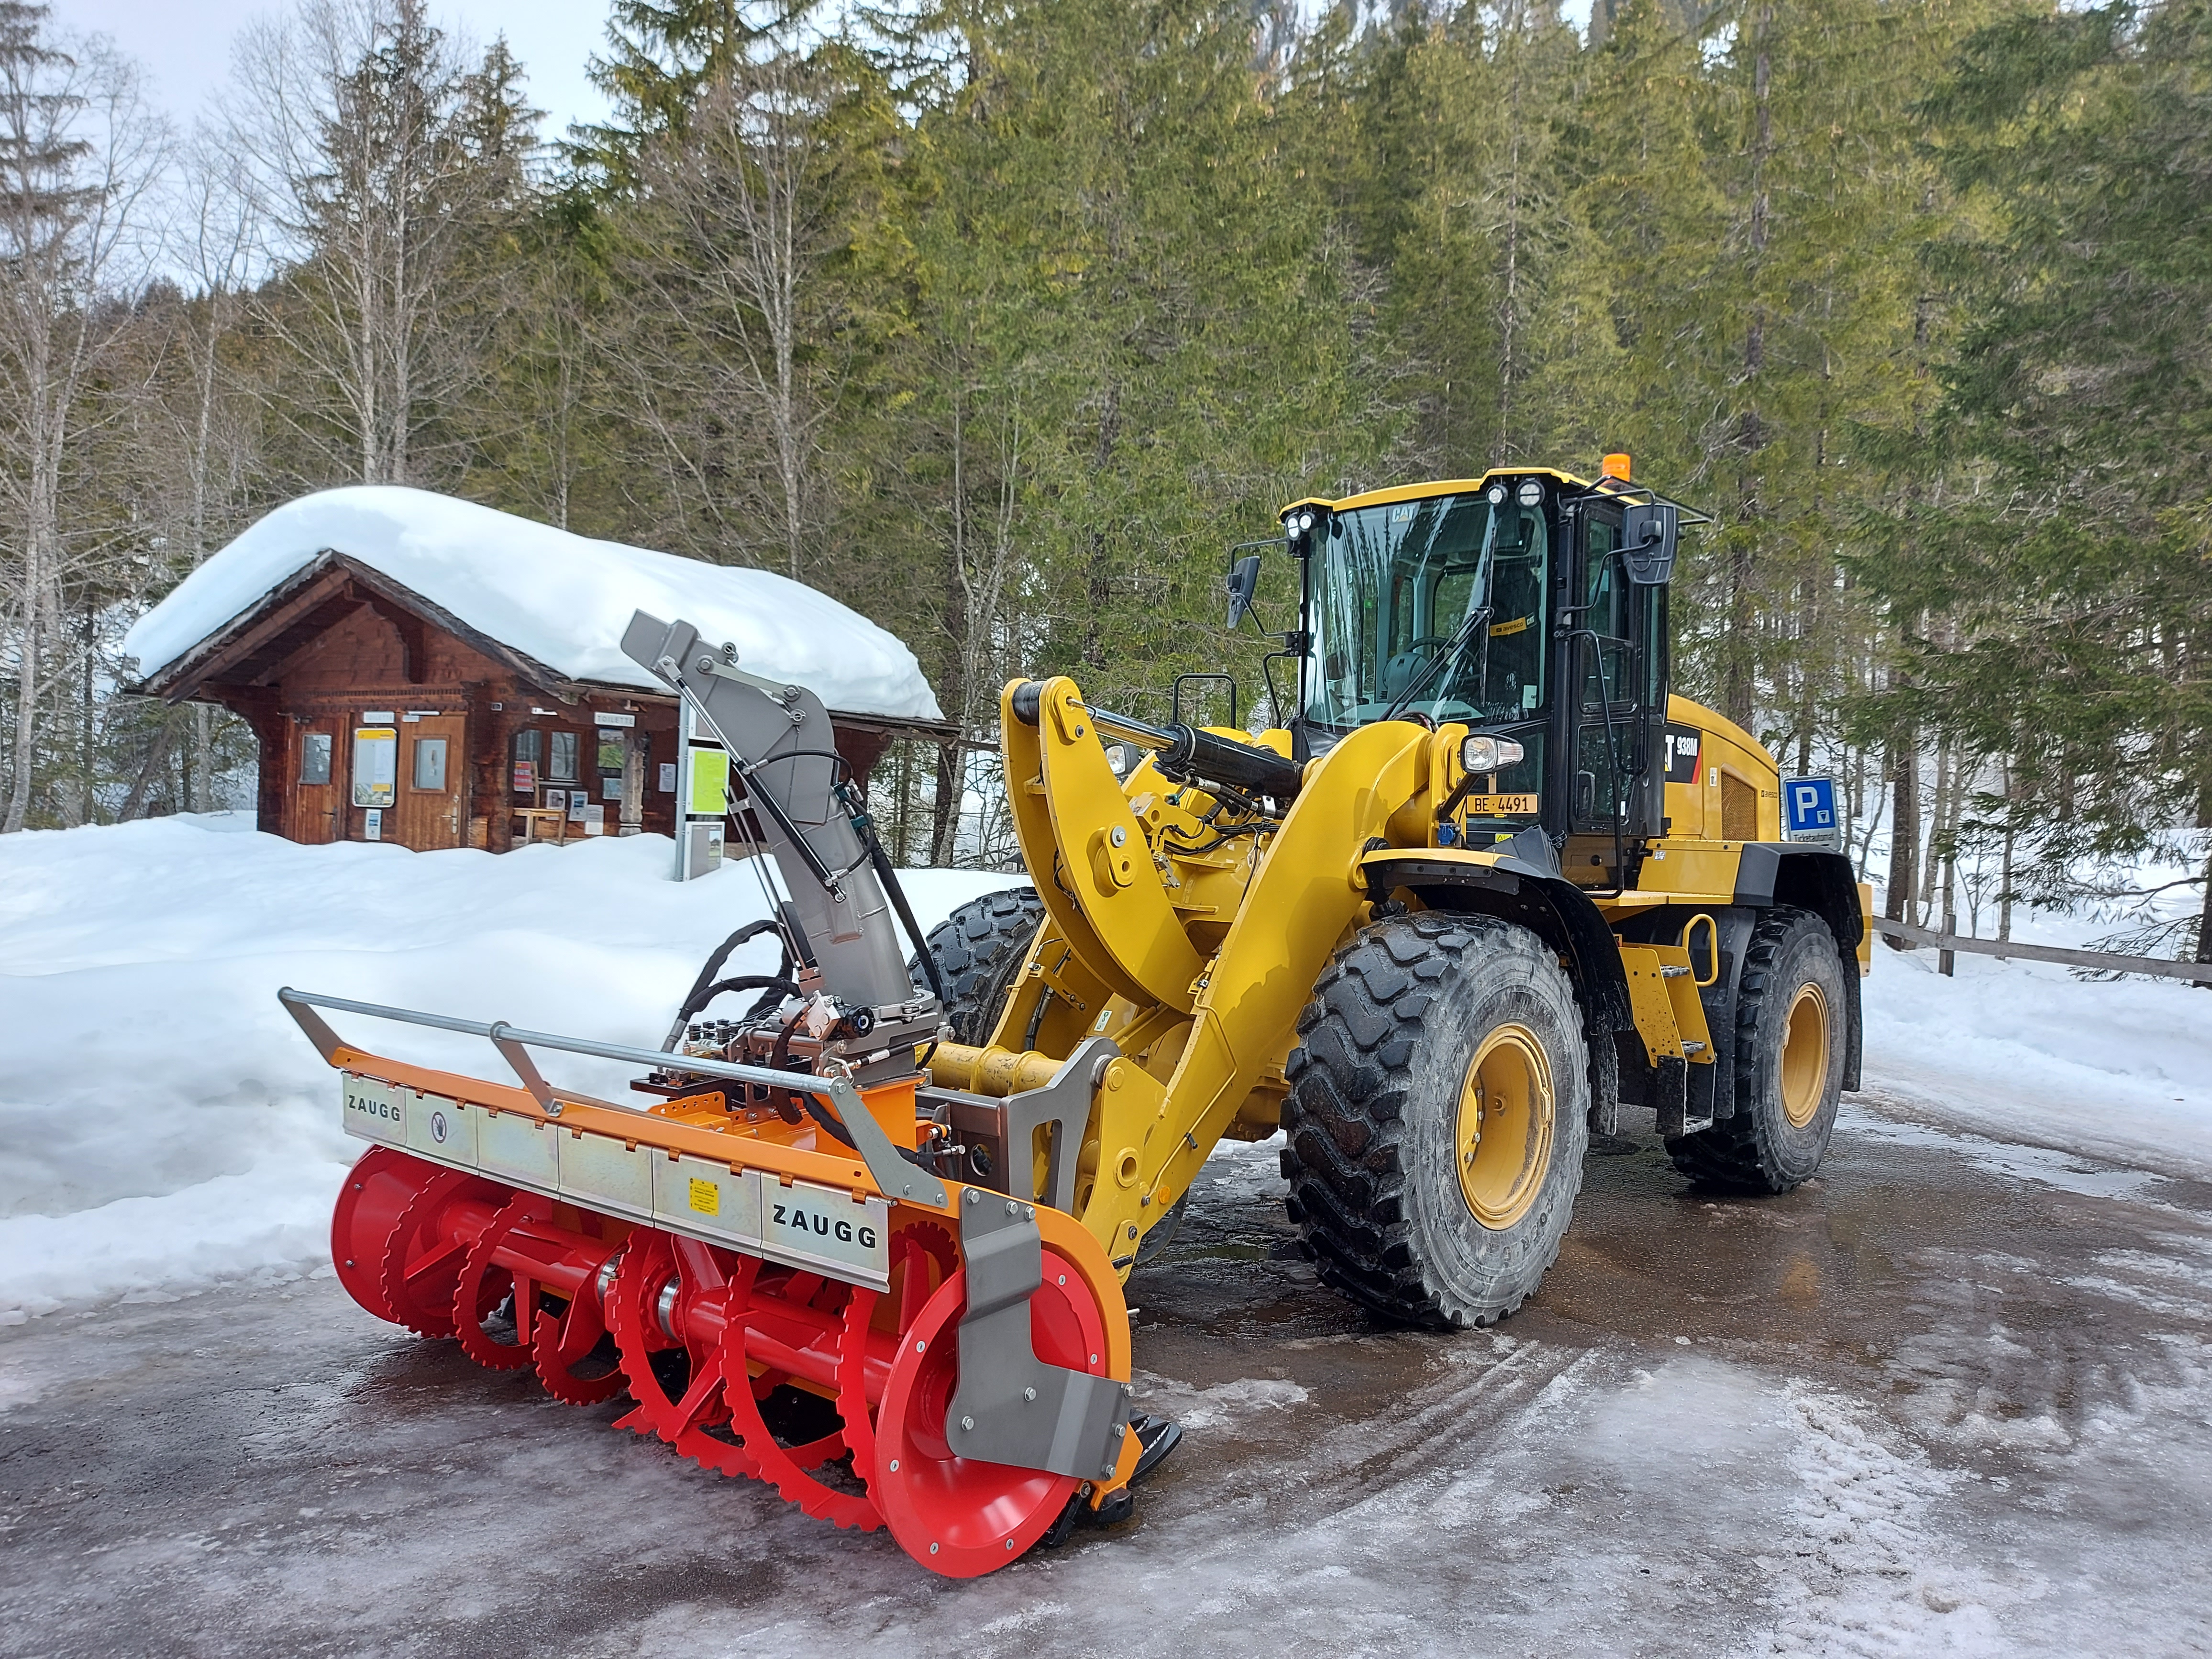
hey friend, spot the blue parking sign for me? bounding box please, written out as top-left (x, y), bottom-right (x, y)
top-left (1783, 775), bottom-right (1837, 839)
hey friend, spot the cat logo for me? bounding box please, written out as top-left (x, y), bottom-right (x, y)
top-left (1662, 725), bottom-right (1702, 785)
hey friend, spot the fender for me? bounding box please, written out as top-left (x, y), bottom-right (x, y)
top-left (1356, 842), bottom-right (1636, 1055)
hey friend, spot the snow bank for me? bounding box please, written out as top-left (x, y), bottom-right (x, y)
top-left (0, 815), bottom-right (1015, 1319)
top-left (120, 486), bottom-right (943, 721)
top-left (1861, 936), bottom-right (2212, 1177)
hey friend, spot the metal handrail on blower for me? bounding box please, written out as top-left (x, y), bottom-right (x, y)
top-left (276, 986), bottom-right (945, 1205)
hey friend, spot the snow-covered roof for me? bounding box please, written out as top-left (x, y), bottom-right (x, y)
top-left (122, 486), bottom-right (943, 723)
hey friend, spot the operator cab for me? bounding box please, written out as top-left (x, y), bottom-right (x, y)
top-left (1281, 464), bottom-right (1683, 888)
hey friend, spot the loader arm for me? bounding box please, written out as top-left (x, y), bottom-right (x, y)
top-left (989, 675), bottom-right (1445, 1263)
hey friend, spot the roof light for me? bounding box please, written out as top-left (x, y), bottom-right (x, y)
top-left (1602, 453), bottom-right (1631, 481)
top-left (1485, 483), bottom-right (1508, 506)
top-left (1516, 479), bottom-right (1543, 507)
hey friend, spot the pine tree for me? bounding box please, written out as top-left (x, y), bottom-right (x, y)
top-left (1865, 0), bottom-right (2212, 957)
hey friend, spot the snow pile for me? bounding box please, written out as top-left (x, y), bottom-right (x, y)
top-left (1860, 913), bottom-right (2212, 1177)
top-left (120, 486), bottom-right (943, 721)
top-left (0, 815), bottom-right (1014, 1320)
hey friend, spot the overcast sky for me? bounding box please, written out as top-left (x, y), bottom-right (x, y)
top-left (55, 0), bottom-right (1598, 151)
top-left (55, 0), bottom-right (618, 142)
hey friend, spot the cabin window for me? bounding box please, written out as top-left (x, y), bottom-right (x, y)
top-left (412, 737), bottom-right (448, 791)
top-left (548, 730), bottom-right (580, 782)
top-left (300, 732), bottom-right (332, 785)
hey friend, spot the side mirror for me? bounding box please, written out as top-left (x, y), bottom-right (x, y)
top-left (1225, 553), bottom-right (1262, 629)
top-left (1620, 502), bottom-right (1679, 585)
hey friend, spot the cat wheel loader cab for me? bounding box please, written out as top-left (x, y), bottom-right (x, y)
top-left (278, 460), bottom-right (1868, 1581)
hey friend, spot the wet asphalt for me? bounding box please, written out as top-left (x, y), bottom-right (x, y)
top-left (4, 1094), bottom-right (2211, 1658)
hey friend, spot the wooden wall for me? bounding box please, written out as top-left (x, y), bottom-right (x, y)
top-left (197, 595), bottom-right (894, 855)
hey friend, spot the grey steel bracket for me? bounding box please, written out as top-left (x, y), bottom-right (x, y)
top-left (1002, 1037), bottom-right (1117, 1213)
top-left (945, 1189), bottom-right (1133, 1480)
top-left (275, 987), bottom-right (947, 1207)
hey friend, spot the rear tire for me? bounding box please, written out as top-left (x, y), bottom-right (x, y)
top-left (912, 886), bottom-right (1044, 1044)
top-left (1281, 913), bottom-right (1590, 1328)
top-left (1667, 906), bottom-right (1846, 1193)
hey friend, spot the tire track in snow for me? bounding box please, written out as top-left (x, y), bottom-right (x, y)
top-left (1757, 1384), bottom-right (2019, 1658)
top-left (1272, 1337), bottom-right (1603, 1525)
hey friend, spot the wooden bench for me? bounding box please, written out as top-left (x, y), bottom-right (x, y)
top-left (511, 807), bottom-right (571, 846)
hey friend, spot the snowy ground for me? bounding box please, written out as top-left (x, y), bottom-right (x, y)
top-left (1862, 918), bottom-right (2212, 1180)
top-left (4, 1105), bottom-right (2210, 1655)
top-left (6, 818), bottom-right (2212, 1651)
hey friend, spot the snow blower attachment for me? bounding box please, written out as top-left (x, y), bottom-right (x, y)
top-left (294, 468), bottom-right (1871, 1577)
top-left (288, 610), bottom-right (1148, 1578)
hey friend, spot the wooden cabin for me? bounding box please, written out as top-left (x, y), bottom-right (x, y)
top-left (123, 488), bottom-right (948, 854)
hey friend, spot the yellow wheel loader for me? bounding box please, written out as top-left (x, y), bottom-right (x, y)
top-left (285, 461), bottom-right (1869, 1576)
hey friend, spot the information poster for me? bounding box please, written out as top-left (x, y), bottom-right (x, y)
top-left (352, 728), bottom-right (398, 807)
top-left (689, 747), bottom-right (730, 815)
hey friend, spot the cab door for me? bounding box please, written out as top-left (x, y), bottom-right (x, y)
top-left (393, 715), bottom-right (466, 850)
top-left (1567, 502), bottom-right (1666, 874)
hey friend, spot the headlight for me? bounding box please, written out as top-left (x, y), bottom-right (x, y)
top-left (1462, 735), bottom-right (1526, 773)
top-left (1516, 479), bottom-right (1543, 507)
top-left (1485, 483), bottom-right (1508, 506)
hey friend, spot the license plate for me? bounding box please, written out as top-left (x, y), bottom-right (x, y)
top-left (1463, 794), bottom-right (1538, 815)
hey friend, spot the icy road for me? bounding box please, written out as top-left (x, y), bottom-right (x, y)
top-left (5, 1094), bottom-right (2210, 1658)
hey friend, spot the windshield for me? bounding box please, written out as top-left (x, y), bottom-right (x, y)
top-left (1302, 490), bottom-right (1552, 739)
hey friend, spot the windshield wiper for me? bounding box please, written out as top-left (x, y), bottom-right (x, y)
top-left (1381, 607), bottom-right (1492, 725)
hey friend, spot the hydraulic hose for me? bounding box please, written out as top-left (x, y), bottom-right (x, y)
top-left (663, 918), bottom-right (787, 1050)
top-left (1010, 682), bottom-right (1305, 801)
top-left (678, 974), bottom-right (803, 1027)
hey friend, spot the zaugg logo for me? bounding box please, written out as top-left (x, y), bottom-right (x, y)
top-left (345, 1089), bottom-right (402, 1123)
top-left (770, 1202), bottom-right (877, 1251)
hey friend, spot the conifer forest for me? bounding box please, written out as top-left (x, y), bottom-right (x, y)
top-left (2, 0), bottom-right (2208, 954)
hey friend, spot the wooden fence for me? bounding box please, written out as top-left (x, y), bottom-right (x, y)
top-left (1873, 916), bottom-right (2212, 985)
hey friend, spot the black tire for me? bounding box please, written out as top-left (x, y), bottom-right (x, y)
top-left (911, 886), bottom-right (1045, 1045)
top-left (1667, 906), bottom-right (1846, 1193)
top-left (1280, 913), bottom-right (1591, 1328)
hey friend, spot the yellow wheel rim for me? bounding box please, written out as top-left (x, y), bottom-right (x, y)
top-left (1780, 982), bottom-right (1831, 1129)
top-left (1455, 1023), bottom-right (1556, 1231)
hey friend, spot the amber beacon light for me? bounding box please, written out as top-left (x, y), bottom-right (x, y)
top-left (1602, 452), bottom-right (1632, 481)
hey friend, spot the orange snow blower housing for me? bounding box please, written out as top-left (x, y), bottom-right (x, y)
top-left (291, 467), bottom-right (1870, 1578)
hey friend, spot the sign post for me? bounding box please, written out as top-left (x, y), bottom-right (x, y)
top-left (673, 691), bottom-right (730, 881)
top-left (1782, 776), bottom-right (1840, 849)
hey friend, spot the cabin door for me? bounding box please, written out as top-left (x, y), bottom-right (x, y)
top-left (394, 714), bottom-right (467, 850)
top-left (293, 723), bottom-right (342, 844)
